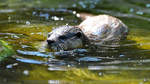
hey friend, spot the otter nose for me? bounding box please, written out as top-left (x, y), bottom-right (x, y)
top-left (47, 40), bottom-right (55, 45)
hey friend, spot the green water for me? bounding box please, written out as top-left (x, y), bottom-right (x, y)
top-left (1, 0), bottom-right (150, 84)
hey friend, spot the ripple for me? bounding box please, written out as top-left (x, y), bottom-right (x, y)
top-left (88, 66), bottom-right (150, 70)
top-left (17, 49), bottom-right (87, 58)
top-left (100, 59), bottom-right (150, 65)
top-left (23, 70), bottom-right (29, 75)
top-left (146, 4), bottom-right (150, 8)
top-left (78, 57), bottom-right (102, 62)
top-left (0, 9), bottom-right (15, 13)
top-left (16, 58), bottom-right (45, 64)
top-left (6, 63), bottom-right (18, 69)
top-left (48, 66), bottom-right (67, 71)
top-left (0, 33), bottom-right (23, 36)
top-left (17, 50), bottom-right (53, 58)
top-left (48, 80), bottom-right (60, 84)
top-left (0, 33), bottom-right (25, 39)
top-left (96, 9), bottom-right (150, 22)
top-left (136, 11), bottom-right (144, 15)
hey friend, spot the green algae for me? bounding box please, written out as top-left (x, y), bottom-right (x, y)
top-left (122, 17), bottom-right (150, 50)
top-left (0, 40), bottom-right (14, 62)
top-left (22, 65), bottom-right (150, 84)
top-left (1, 24), bottom-right (52, 41)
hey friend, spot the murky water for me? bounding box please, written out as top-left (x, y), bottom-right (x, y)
top-left (1, 0), bottom-right (150, 84)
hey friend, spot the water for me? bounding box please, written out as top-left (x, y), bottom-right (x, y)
top-left (1, 0), bottom-right (150, 84)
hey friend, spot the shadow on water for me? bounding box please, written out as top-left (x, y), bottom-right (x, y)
top-left (1, 0), bottom-right (150, 83)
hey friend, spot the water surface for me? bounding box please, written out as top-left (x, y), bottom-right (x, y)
top-left (1, 0), bottom-right (150, 84)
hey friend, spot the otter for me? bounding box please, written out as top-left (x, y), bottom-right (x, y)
top-left (47, 26), bottom-right (86, 50)
top-left (47, 14), bottom-right (128, 51)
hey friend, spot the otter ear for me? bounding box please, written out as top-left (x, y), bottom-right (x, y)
top-left (75, 32), bottom-right (82, 38)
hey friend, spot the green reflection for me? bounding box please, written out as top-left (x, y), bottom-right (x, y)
top-left (0, 40), bottom-right (14, 62)
top-left (23, 65), bottom-right (150, 84)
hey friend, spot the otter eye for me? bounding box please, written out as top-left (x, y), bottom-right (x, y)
top-left (48, 33), bottom-right (52, 37)
top-left (48, 34), bottom-right (50, 37)
top-left (59, 36), bottom-right (66, 39)
top-left (75, 32), bottom-right (82, 38)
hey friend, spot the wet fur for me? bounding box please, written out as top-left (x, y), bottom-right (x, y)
top-left (47, 25), bottom-right (86, 50)
top-left (47, 14), bottom-right (128, 51)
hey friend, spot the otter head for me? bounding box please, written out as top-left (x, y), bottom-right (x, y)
top-left (47, 25), bottom-right (85, 51)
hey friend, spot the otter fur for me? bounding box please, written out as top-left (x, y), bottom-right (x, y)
top-left (47, 14), bottom-right (128, 51)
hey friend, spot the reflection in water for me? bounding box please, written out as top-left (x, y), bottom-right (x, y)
top-left (0, 9), bottom-right (15, 13)
top-left (17, 50), bottom-right (53, 58)
top-left (17, 49), bottom-right (87, 58)
top-left (16, 58), bottom-right (45, 64)
top-left (78, 57), bottom-right (102, 62)
top-left (88, 65), bottom-right (150, 70)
